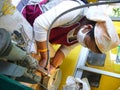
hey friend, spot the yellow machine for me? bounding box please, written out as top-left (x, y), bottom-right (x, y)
top-left (59, 21), bottom-right (120, 90)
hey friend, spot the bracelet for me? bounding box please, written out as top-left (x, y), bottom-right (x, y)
top-left (38, 48), bottom-right (47, 53)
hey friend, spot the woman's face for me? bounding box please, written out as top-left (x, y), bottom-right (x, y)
top-left (84, 34), bottom-right (100, 53)
top-left (80, 24), bottom-right (101, 53)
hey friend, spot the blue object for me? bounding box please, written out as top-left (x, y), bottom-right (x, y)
top-left (81, 0), bottom-right (88, 4)
top-left (116, 45), bottom-right (120, 63)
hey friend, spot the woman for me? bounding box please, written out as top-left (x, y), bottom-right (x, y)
top-left (33, 0), bottom-right (120, 74)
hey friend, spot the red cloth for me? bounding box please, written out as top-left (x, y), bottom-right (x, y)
top-left (49, 22), bottom-right (79, 46)
top-left (22, 0), bottom-right (48, 26)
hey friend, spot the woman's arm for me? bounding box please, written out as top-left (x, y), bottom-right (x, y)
top-left (33, 0), bottom-right (85, 68)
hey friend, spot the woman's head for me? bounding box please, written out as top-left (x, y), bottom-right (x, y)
top-left (77, 24), bottom-right (102, 53)
top-left (77, 16), bottom-right (120, 54)
top-left (84, 26), bottom-right (102, 53)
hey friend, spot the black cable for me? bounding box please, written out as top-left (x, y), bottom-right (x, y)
top-left (46, 0), bottom-right (120, 67)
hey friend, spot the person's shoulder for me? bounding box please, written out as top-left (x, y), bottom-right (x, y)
top-left (57, 0), bottom-right (83, 7)
top-left (58, 0), bottom-right (81, 4)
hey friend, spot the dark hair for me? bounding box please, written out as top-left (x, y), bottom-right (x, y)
top-left (87, 26), bottom-right (102, 54)
top-left (80, 16), bottom-right (96, 26)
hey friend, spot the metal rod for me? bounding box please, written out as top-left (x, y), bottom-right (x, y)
top-left (77, 66), bottom-right (120, 78)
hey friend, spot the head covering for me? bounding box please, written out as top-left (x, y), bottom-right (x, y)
top-left (82, 6), bottom-right (120, 53)
top-left (94, 17), bottom-right (120, 53)
top-left (77, 25), bottom-right (91, 47)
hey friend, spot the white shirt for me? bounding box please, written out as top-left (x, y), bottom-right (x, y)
top-left (33, 0), bottom-right (87, 56)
